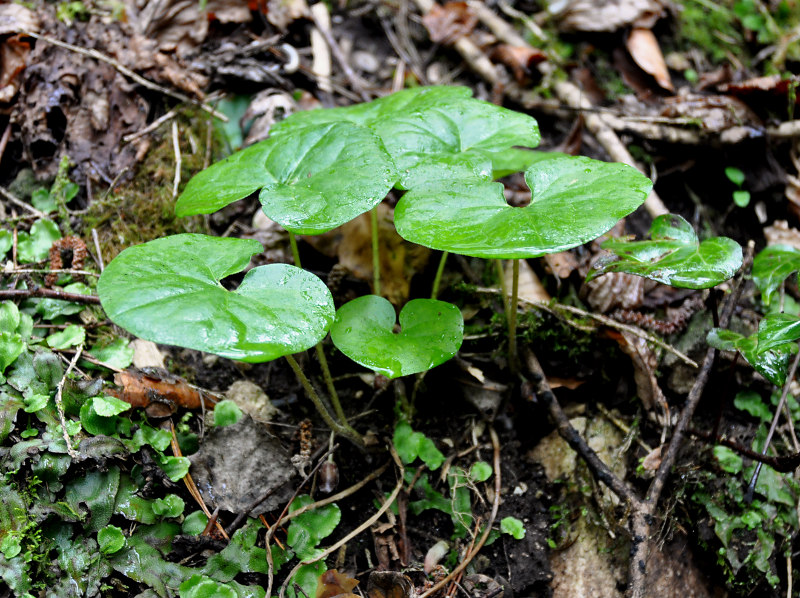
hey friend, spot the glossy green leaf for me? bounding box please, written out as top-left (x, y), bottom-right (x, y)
top-left (114, 474), bottom-right (157, 525)
top-left (159, 455), bottom-right (190, 481)
top-left (287, 562), bottom-right (327, 598)
top-left (707, 327), bottom-right (797, 386)
top-left (182, 511), bottom-right (209, 535)
top-left (0, 302), bottom-right (20, 333)
top-left (17, 219), bottom-right (60, 263)
top-left (65, 467), bottom-right (120, 532)
top-left (180, 574), bottom-right (238, 598)
top-left (396, 155), bottom-right (651, 258)
top-left (88, 338), bottom-right (134, 369)
top-left (330, 296), bottom-right (464, 378)
top-left (177, 123), bottom-right (396, 234)
top-left (35, 282), bottom-right (92, 320)
top-left (272, 86), bottom-right (473, 131)
top-left (752, 244), bottom-right (800, 305)
top-left (753, 313), bottom-right (800, 354)
top-left (98, 234), bottom-right (335, 362)
top-left (377, 98), bottom-right (539, 189)
top-left (490, 149), bottom-right (564, 179)
top-left (725, 166), bottom-right (745, 186)
top-left (203, 520), bottom-right (267, 582)
top-left (33, 351), bottom-right (63, 390)
top-left (22, 393), bottom-right (49, 413)
top-left (98, 525), bottom-right (126, 554)
top-left (733, 391), bottom-right (772, 422)
top-left (91, 395), bottom-right (131, 417)
top-left (713, 446), bottom-right (743, 474)
top-left (287, 495), bottom-right (341, 560)
top-left (589, 214), bottom-right (742, 289)
top-left (0, 332), bottom-right (24, 373)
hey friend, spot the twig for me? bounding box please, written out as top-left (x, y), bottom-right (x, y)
top-left (0, 288), bottom-right (101, 304)
top-left (418, 427), bottom-right (503, 598)
top-left (55, 345), bottom-right (83, 459)
top-left (92, 229), bottom-right (104, 271)
top-left (171, 120), bottom-right (182, 200)
top-left (745, 347), bottom-right (800, 501)
top-left (278, 446), bottom-right (405, 598)
top-left (122, 109), bottom-right (179, 143)
top-left (310, 4), bottom-right (333, 96)
top-left (7, 268), bottom-right (98, 277)
top-left (309, 3), bottom-right (371, 102)
top-left (0, 185), bottom-right (46, 219)
top-left (24, 32), bottom-right (227, 121)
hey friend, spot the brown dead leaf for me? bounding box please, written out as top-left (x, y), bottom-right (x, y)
top-left (265, 0), bottom-right (310, 30)
top-left (583, 272), bottom-right (647, 313)
top-left (367, 571), bottom-right (414, 598)
top-left (641, 445), bottom-right (662, 471)
top-left (490, 44), bottom-right (546, 83)
top-left (543, 251), bottom-right (579, 279)
top-left (626, 27), bottom-right (673, 92)
top-left (661, 94), bottom-right (761, 133)
top-left (317, 570), bottom-right (359, 598)
top-left (0, 3), bottom-right (39, 36)
top-left (107, 368), bottom-right (216, 416)
top-left (721, 74), bottom-right (800, 104)
top-left (604, 329), bottom-right (664, 411)
top-left (0, 34), bottom-right (30, 104)
top-left (503, 259), bottom-right (550, 303)
top-left (422, 1), bottom-right (478, 44)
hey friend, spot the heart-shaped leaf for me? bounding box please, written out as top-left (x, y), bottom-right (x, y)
top-left (752, 244), bottom-right (800, 305)
top-left (375, 98), bottom-right (540, 189)
top-left (707, 321), bottom-right (799, 386)
top-left (97, 234), bottom-right (335, 362)
top-left (589, 214), bottom-right (742, 289)
top-left (330, 296), bottom-right (463, 378)
top-left (395, 155), bottom-right (651, 258)
top-left (271, 86), bottom-right (474, 131)
top-left (176, 123), bottom-right (396, 234)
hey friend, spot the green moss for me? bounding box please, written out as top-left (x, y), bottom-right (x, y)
top-left (83, 111), bottom-right (213, 265)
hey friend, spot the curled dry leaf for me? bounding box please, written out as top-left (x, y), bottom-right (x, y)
top-left (316, 569), bottom-right (359, 598)
top-left (490, 44), bottom-right (547, 83)
top-left (421, 1), bottom-right (478, 44)
top-left (107, 368), bottom-right (216, 416)
top-left (625, 27), bottom-right (673, 92)
top-left (583, 271), bottom-right (649, 313)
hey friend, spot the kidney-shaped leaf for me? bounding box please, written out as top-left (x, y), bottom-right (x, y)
top-left (176, 123), bottom-right (396, 234)
top-left (98, 234), bottom-right (334, 362)
top-left (395, 155), bottom-right (651, 259)
top-left (330, 296), bottom-right (463, 378)
top-left (272, 86), bottom-right (474, 132)
top-left (752, 244), bottom-right (800, 305)
top-left (589, 214), bottom-right (742, 289)
top-left (375, 98), bottom-right (540, 189)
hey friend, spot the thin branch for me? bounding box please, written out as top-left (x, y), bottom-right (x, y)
top-left (55, 345), bottom-right (83, 458)
top-left (0, 288), bottom-right (101, 304)
top-left (0, 185), bottom-right (46, 219)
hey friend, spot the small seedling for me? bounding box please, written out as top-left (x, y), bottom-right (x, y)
top-left (724, 166), bottom-right (750, 208)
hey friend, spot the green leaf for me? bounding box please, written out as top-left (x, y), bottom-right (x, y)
top-left (88, 338), bottom-right (134, 369)
top-left (153, 495), bottom-right (185, 518)
top-left (159, 455), bottom-right (190, 482)
top-left (490, 149), bottom-right (565, 179)
top-left (17, 219), bottom-right (61, 263)
top-left (203, 520), bottom-right (267, 582)
top-left (713, 445), bottom-right (743, 474)
top-left (330, 296), bottom-right (463, 378)
top-left (287, 495), bottom-right (341, 559)
top-left (287, 562), bottom-right (327, 598)
top-left (732, 190), bottom-right (750, 207)
top-left (724, 166), bottom-right (745, 186)
top-left (752, 313), bottom-right (800, 354)
top-left (33, 351), bottom-right (63, 389)
top-left (500, 516), bottom-right (526, 540)
top-left (0, 302), bottom-right (20, 333)
top-left (396, 155), bottom-right (651, 258)
top-left (393, 421), bottom-right (445, 469)
top-left (0, 332), bottom-right (25, 373)
top-left (22, 393), bottom-right (49, 413)
top-left (98, 525), bottom-right (126, 554)
top-left (92, 395), bottom-right (131, 417)
top-left (31, 188), bottom-right (56, 212)
top-left (177, 123), bottom-right (396, 235)
top-left (590, 214), bottom-right (742, 289)
top-left (46, 324), bottom-right (85, 349)
top-left (182, 511), bottom-right (209, 535)
top-left (469, 461), bottom-right (492, 482)
top-left (35, 282), bottom-right (92, 320)
top-left (113, 474), bottom-right (157, 524)
top-left (80, 400), bottom-right (118, 436)
top-left (0, 230), bottom-right (11, 260)
top-left (65, 467), bottom-right (121, 532)
top-left (752, 244), bottom-right (800, 305)
top-left (213, 400), bottom-right (243, 427)
top-left (733, 391), bottom-right (771, 422)
top-left (180, 574), bottom-right (238, 598)
top-left (98, 234), bottom-right (335, 363)
top-left (707, 327), bottom-right (796, 386)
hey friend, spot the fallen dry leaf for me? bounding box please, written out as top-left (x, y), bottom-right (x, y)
top-left (367, 571), bottom-right (414, 598)
top-left (544, 251), bottom-right (579, 279)
top-left (317, 570), bottom-right (359, 598)
top-left (490, 44), bottom-right (547, 83)
top-left (625, 27), bottom-right (673, 92)
top-left (265, 0), bottom-right (310, 30)
top-left (549, 0), bottom-right (666, 32)
top-left (0, 3), bottom-right (39, 36)
top-left (108, 368), bottom-right (216, 416)
top-left (583, 271), bottom-right (648, 313)
top-left (0, 34), bottom-right (31, 104)
top-left (503, 259), bottom-right (550, 303)
top-left (422, 1), bottom-right (478, 44)
top-left (764, 220), bottom-right (800, 250)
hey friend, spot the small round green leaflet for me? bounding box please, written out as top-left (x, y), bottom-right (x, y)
top-left (395, 155), bottom-right (651, 258)
top-left (97, 234), bottom-right (335, 362)
top-left (330, 296), bottom-right (463, 378)
top-left (752, 244), bottom-right (800, 305)
top-left (589, 214), bottom-right (742, 289)
top-left (98, 525), bottom-right (126, 555)
top-left (707, 323), bottom-right (798, 386)
top-left (175, 122), bottom-right (396, 234)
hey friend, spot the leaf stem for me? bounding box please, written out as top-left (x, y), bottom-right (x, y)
top-left (508, 258), bottom-right (520, 373)
top-left (285, 354), bottom-right (364, 447)
top-left (431, 251), bottom-right (449, 299)
top-left (371, 206), bottom-right (381, 296)
top-left (288, 231), bottom-right (302, 268)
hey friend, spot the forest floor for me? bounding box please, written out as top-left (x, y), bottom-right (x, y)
top-left (1, 0), bottom-right (800, 597)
